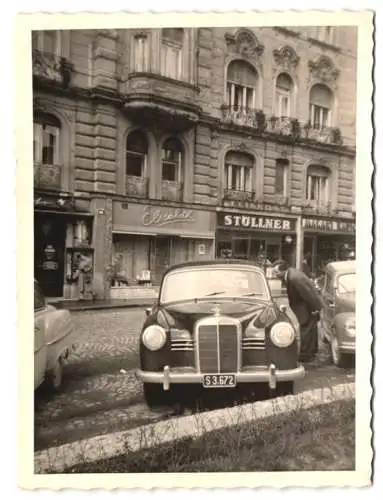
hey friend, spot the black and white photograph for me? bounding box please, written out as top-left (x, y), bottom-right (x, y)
top-left (14, 9), bottom-right (373, 489)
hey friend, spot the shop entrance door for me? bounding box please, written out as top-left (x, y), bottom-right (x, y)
top-left (153, 237), bottom-right (171, 284)
top-left (34, 214), bottom-right (66, 297)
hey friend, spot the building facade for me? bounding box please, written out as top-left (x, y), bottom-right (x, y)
top-left (32, 26), bottom-right (357, 299)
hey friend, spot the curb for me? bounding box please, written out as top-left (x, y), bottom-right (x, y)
top-left (34, 381), bottom-right (354, 474)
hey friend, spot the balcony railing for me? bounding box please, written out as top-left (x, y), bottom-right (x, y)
top-left (125, 175), bottom-right (149, 198)
top-left (161, 180), bottom-right (183, 202)
top-left (302, 201), bottom-right (333, 215)
top-left (219, 105), bottom-right (345, 147)
top-left (34, 163), bottom-right (62, 190)
top-left (32, 50), bottom-right (74, 86)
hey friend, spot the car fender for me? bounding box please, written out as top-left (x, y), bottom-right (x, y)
top-left (333, 311), bottom-right (355, 339)
top-left (43, 308), bottom-right (75, 369)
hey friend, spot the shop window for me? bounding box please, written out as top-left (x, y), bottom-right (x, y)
top-left (224, 151), bottom-right (254, 192)
top-left (275, 158), bottom-right (289, 196)
top-left (275, 73), bottom-right (293, 117)
top-left (226, 60), bottom-right (258, 112)
top-left (33, 112), bottom-right (61, 165)
top-left (32, 30), bottom-right (62, 55)
top-left (306, 165), bottom-right (331, 205)
top-left (161, 28), bottom-right (184, 80)
top-left (126, 130), bottom-right (148, 178)
top-left (133, 32), bottom-right (149, 72)
top-left (161, 137), bottom-right (183, 182)
top-left (309, 84), bottom-right (333, 129)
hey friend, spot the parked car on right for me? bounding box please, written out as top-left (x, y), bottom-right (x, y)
top-left (319, 260), bottom-right (356, 368)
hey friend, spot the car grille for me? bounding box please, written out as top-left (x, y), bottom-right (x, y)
top-left (197, 320), bottom-right (239, 373)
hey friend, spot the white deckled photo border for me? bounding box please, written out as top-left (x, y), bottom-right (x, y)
top-left (14, 9), bottom-right (374, 490)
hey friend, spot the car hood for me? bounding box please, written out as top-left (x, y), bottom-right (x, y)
top-left (337, 292), bottom-right (356, 313)
top-left (156, 299), bottom-right (278, 332)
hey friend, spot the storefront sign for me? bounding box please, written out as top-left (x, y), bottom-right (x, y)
top-left (303, 218), bottom-right (356, 233)
top-left (113, 202), bottom-right (215, 238)
top-left (218, 212), bottom-right (296, 232)
top-left (142, 206), bottom-right (196, 227)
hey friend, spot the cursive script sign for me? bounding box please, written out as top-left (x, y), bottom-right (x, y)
top-left (142, 206), bottom-right (196, 227)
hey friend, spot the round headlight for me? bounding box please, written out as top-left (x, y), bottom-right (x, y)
top-left (142, 325), bottom-right (167, 351)
top-left (270, 322), bottom-right (295, 348)
top-left (344, 317), bottom-right (356, 336)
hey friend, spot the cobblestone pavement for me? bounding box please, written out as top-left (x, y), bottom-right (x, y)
top-left (34, 305), bottom-right (355, 452)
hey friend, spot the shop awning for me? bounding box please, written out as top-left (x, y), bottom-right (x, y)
top-left (112, 225), bottom-right (215, 239)
top-left (34, 209), bottom-right (94, 218)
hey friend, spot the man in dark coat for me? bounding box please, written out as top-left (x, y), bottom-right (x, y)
top-left (277, 264), bottom-right (324, 362)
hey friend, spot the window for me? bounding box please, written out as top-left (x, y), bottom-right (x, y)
top-left (275, 158), bottom-right (289, 196)
top-left (32, 30), bottom-right (62, 55)
top-left (309, 84), bottom-right (333, 129)
top-left (33, 113), bottom-right (61, 165)
top-left (306, 165), bottom-right (331, 205)
top-left (225, 151), bottom-right (253, 192)
top-left (126, 130), bottom-right (148, 177)
top-left (161, 28), bottom-right (184, 80)
top-left (161, 137), bottom-right (182, 182)
top-left (275, 73), bottom-right (293, 117)
top-left (226, 60), bottom-right (258, 111)
top-left (337, 273), bottom-right (356, 294)
top-left (133, 34), bottom-right (149, 72)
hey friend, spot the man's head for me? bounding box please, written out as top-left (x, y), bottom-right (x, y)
top-left (275, 261), bottom-right (289, 283)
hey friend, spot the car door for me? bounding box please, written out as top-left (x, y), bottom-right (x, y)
top-left (321, 272), bottom-right (336, 339)
top-left (34, 281), bottom-right (47, 390)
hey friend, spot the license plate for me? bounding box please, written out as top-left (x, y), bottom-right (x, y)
top-left (202, 374), bottom-right (237, 388)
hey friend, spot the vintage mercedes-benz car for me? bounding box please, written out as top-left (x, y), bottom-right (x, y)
top-left (319, 260), bottom-right (356, 368)
top-left (34, 279), bottom-right (76, 391)
top-left (136, 260), bottom-right (305, 407)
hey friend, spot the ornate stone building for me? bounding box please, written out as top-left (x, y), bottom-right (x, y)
top-left (32, 26), bottom-right (356, 299)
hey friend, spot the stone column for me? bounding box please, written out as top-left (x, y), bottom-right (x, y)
top-left (91, 197), bottom-right (113, 299)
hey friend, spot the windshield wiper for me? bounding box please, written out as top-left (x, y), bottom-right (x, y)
top-left (240, 292), bottom-right (265, 297)
top-left (204, 291), bottom-right (226, 297)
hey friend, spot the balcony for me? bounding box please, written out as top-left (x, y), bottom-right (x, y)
top-left (222, 189), bottom-right (257, 209)
top-left (125, 175), bottom-right (149, 198)
top-left (34, 163), bottom-right (62, 190)
top-left (219, 105), bottom-right (345, 148)
top-left (302, 201), bottom-right (333, 216)
top-left (123, 73), bottom-right (200, 131)
top-left (161, 180), bottom-right (183, 202)
top-left (32, 50), bottom-right (74, 88)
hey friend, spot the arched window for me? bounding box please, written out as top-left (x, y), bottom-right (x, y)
top-left (309, 84), bottom-right (333, 130)
top-left (225, 151), bottom-right (254, 192)
top-left (161, 137), bottom-right (183, 183)
top-left (126, 130), bottom-right (148, 178)
top-left (306, 165), bottom-right (331, 205)
top-left (275, 73), bottom-right (293, 117)
top-left (161, 28), bottom-right (184, 80)
top-left (33, 112), bottom-right (61, 165)
top-left (226, 60), bottom-right (258, 111)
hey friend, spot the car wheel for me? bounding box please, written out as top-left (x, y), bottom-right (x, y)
top-left (143, 383), bottom-right (165, 408)
top-left (331, 333), bottom-right (350, 368)
top-left (46, 358), bottom-right (63, 391)
top-left (276, 381), bottom-right (294, 397)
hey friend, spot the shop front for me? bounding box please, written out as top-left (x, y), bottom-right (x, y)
top-left (112, 202), bottom-right (215, 292)
top-left (302, 216), bottom-right (356, 275)
top-left (215, 210), bottom-right (298, 271)
top-left (34, 194), bottom-right (94, 299)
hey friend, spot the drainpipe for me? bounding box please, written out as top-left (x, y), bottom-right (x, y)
top-left (296, 214), bottom-right (303, 270)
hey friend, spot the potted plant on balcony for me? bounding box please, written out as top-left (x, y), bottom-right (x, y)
top-left (60, 58), bottom-right (74, 88)
top-left (291, 118), bottom-right (301, 140)
top-left (269, 115), bottom-right (278, 131)
top-left (220, 103), bottom-right (230, 121)
top-left (331, 127), bottom-right (343, 145)
top-left (255, 110), bottom-right (266, 132)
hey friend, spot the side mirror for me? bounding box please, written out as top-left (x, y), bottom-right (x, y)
top-left (145, 307), bottom-right (152, 317)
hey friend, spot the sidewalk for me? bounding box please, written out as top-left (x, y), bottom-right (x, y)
top-left (49, 290), bottom-right (288, 312)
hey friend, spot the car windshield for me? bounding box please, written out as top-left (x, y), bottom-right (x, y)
top-left (337, 273), bottom-right (356, 294)
top-left (160, 267), bottom-right (270, 303)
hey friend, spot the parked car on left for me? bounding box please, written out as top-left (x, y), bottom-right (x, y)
top-left (34, 279), bottom-right (76, 390)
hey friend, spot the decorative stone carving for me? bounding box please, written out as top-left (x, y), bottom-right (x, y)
top-left (308, 55), bottom-right (340, 83)
top-left (225, 29), bottom-right (264, 60)
top-left (272, 45), bottom-right (300, 71)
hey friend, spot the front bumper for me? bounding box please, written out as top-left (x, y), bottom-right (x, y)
top-left (135, 364), bottom-right (305, 391)
top-left (339, 340), bottom-right (355, 355)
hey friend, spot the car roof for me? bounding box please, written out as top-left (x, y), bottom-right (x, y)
top-left (163, 259), bottom-right (265, 275)
top-left (325, 260), bottom-right (356, 275)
